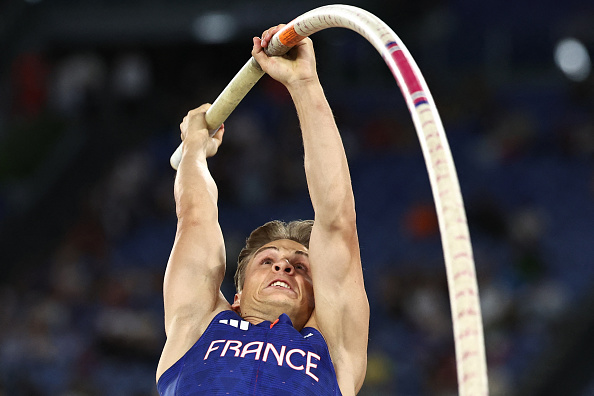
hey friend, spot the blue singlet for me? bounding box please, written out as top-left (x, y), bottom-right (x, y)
top-left (157, 310), bottom-right (342, 395)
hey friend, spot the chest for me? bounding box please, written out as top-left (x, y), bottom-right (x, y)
top-left (171, 315), bottom-right (342, 395)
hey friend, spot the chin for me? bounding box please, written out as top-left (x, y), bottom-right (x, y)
top-left (264, 295), bottom-right (296, 308)
top-left (261, 297), bottom-right (302, 315)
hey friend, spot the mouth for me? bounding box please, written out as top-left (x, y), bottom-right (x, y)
top-left (267, 279), bottom-right (292, 290)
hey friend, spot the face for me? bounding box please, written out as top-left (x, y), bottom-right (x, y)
top-left (232, 239), bottom-right (314, 327)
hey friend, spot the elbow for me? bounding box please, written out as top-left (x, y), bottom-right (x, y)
top-left (174, 176), bottom-right (218, 221)
top-left (329, 210), bottom-right (357, 234)
top-left (176, 204), bottom-right (218, 226)
top-left (314, 194), bottom-right (357, 232)
top-left (175, 188), bottom-right (219, 226)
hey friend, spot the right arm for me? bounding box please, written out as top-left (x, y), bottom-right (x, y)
top-left (157, 104), bottom-right (230, 381)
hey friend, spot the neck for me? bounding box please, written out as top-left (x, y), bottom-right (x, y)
top-left (236, 305), bottom-right (308, 331)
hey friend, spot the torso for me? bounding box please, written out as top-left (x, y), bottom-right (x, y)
top-left (157, 310), bottom-right (343, 396)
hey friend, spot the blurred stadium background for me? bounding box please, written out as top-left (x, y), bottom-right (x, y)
top-left (1, 0), bottom-right (593, 395)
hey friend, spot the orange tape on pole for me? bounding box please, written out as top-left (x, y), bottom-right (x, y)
top-left (278, 25), bottom-right (306, 47)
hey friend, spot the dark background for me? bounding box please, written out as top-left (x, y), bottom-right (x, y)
top-left (1, 0), bottom-right (593, 395)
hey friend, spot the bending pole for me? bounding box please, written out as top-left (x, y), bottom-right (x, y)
top-left (171, 5), bottom-right (489, 395)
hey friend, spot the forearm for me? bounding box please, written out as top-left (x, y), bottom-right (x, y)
top-left (175, 141), bottom-right (219, 225)
top-left (287, 80), bottom-right (356, 226)
top-left (252, 29), bottom-right (355, 225)
top-left (165, 139), bottom-right (225, 323)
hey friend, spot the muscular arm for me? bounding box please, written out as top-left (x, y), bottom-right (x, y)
top-left (253, 27), bottom-right (369, 394)
top-left (157, 105), bottom-right (230, 381)
top-left (294, 78), bottom-right (369, 395)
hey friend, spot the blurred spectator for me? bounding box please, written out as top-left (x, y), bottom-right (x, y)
top-left (403, 201), bottom-right (440, 240)
top-left (49, 53), bottom-right (107, 118)
top-left (111, 53), bottom-right (151, 101)
top-left (10, 52), bottom-right (48, 118)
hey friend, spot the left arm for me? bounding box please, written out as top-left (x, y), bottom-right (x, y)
top-left (253, 26), bottom-right (369, 394)
top-left (294, 79), bottom-right (369, 395)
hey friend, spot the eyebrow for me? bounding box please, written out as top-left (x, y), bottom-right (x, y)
top-left (253, 245), bottom-right (309, 258)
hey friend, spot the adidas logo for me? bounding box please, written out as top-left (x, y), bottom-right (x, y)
top-left (219, 318), bottom-right (250, 331)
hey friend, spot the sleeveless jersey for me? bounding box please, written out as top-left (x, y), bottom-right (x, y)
top-left (157, 310), bottom-right (343, 396)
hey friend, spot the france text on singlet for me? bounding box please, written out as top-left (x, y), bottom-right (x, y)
top-left (157, 311), bottom-right (342, 396)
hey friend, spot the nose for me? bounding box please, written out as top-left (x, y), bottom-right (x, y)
top-left (273, 259), bottom-right (294, 275)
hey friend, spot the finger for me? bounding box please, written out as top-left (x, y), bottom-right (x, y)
top-left (267, 24), bottom-right (285, 39)
top-left (188, 103), bottom-right (211, 116)
top-left (185, 103), bottom-right (212, 132)
top-left (261, 31), bottom-right (270, 48)
top-left (180, 123), bottom-right (186, 141)
top-left (261, 26), bottom-right (276, 41)
top-left (214, 123), bottom-right (225, 139)
top-left (252, 36), bottom-right (263, 53)
top-left (211, 124), bottom-right (225, 146)
top-left (252, 37), bottom-right (268, 64)
top-left (180, 116), bottom-right (187, 132)
top-left (261, 24), bottom-right (285, 47)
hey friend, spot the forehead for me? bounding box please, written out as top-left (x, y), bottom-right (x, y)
top-left (253, 239), bottom-right (308, 258)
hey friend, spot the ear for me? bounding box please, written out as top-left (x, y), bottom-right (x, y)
top-left (231, 292), bottom-right (241, 314)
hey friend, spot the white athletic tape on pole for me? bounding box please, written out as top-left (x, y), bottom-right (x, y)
top-left (171, 6), bottom-right (489, 395)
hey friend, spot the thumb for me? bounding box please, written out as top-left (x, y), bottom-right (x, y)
top-left (206, 124), bottom-right (224, 158)
top-left (213, 123), bottom-right (225, 142)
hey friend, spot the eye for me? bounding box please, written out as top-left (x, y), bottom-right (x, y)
top-left (294, 263), bottom-right (306, 271)
top-left (261, 258), bottom-right (273, 265)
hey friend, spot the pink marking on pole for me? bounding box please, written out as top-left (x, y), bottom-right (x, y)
top-left (422, 120), bottom-right (435, 128)
top-left (463, 372), bottom-right (476, 383)
top-left (455, 234), bottom-right (469, 241)
top-left (454, 269), bottom-right (474, 280)
top-left (389, 45), bottom-right (427, 107)
top-left (462, 350), bottom-right (478, 361)
top-left (454, 252), bottom-right (470, 260)
top-left (455, 288), bottom-right (476, 298)
top-left (458, 328), bottom-right (479, 340)
top-left (456, 288), bottom-right (474, 299)
top-left (457, 308), bottom-right (478, 319)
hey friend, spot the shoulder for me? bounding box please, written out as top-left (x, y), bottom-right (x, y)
top-left (305, 305), bottom-right (369, 394)
top-left (156, 306), bottom-right (231, 382)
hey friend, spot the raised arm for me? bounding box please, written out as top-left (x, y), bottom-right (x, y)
top-left (157, 104), bottom-right (230, 381)
top-left (252, 27), bottom-right (369, 394)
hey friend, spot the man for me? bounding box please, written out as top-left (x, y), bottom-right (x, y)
top-left (157, 25), bottom-right (369, 395)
